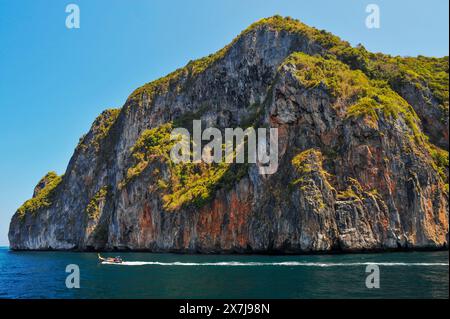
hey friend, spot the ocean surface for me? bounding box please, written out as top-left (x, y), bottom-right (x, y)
top-left (0, 247), bottom-right (448, 299)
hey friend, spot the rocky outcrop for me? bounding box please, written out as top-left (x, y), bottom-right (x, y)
top-left (9, 16), bottom-right (449, 252)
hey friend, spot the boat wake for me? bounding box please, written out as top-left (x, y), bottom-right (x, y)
top-left (101, 261), bottom-right (449, 267)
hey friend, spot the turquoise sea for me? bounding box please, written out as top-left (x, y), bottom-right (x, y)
top-left (0, 247), bottom-right (448, 299)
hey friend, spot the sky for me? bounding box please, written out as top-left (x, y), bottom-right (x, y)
top-left (0, 0), bottom-right (448, 246)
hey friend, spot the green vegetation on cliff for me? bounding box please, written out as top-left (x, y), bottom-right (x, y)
top-left (336, 178), bottom-right (364, 202)
top-left (254, 16), bottom-right (448, 115)
top-left (120, 123), bottom-right (175, 188)
top-left (366, 55), bottom-right (449, 114)
top-left (285, 52), bottom-right (448, 185)
top-left (17, 172), bottom-right (62, 219)
top-left (291, 149), bottom-right (332, 209)
top-left (429, 145), bottom-right (449, 191)
top-left (283, 51), bottom-right (370, 99)
top-left (291, 149), bottom-right (333, 188)
top-left (121, 123), bottom-right (248, 211)
top-left (285, 52), bottom-right (424, 141)
top-left (77, 108), bottom-right (121, 152)
top-left (85, 186), bottom-right (108, 220)
top-left (291, 149), bottom-right (325, 177)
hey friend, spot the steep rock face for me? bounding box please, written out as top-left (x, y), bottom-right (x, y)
top-left (9, 16), bottom-right (449, 252)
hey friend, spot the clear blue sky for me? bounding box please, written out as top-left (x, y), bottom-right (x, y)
top-left (0, 0), bottom-right (448, 246)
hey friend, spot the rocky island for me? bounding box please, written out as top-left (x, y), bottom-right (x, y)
top-left (9, 16), bottom-right (449, 252)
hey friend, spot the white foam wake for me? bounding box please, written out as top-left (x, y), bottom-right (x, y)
top-left (101, 261), bottom-right (449, 267)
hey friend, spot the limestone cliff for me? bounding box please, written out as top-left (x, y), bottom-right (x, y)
top-left (9, 16), bottom-right (449, 252)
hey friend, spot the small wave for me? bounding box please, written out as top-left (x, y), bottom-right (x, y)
top-left (102, 261), bottom-right (449, 267)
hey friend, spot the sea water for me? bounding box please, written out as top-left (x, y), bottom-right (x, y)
top-left (0, 247), bottom-right (447, 298)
